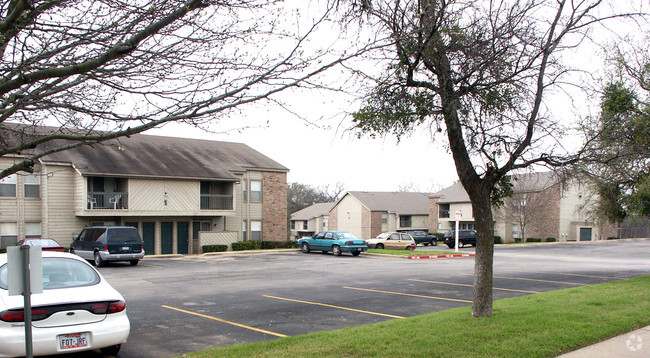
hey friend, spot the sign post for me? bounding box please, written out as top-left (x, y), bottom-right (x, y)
top-left (7, 245), bottom-right (42, 358)
top-left (455, 211), bottom-right (462, 252)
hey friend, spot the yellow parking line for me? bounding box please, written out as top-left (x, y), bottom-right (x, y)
top-left (408, 279), bottom-right (540, 294)
top-left (343, 287), bottom-right (472, 303)
top-left (263, 295), bottom-right (404, 319)
top-left (162, 305), bottom-right (287, 338)
top-left (493, 276), bottom-right (587, 286)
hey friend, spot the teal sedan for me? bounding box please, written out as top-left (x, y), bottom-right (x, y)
top-left (298, 231), bottom-right (368, 256)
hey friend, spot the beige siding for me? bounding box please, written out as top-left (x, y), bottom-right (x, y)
top-left (129, 179), bottom-right (200, 212)
top-left (336, 195), bottom-right (364, 238)
top-left (45, 165), bottom-right (85, 246)
top-left (199, 231), bottom-right (238, 251)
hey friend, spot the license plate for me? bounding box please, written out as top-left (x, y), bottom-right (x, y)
top-left (59, 333), bottom-right (89, 350)
top-left (121, 246), bottom-right (130, 251)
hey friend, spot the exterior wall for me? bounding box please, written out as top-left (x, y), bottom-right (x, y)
top-left (370, 211), bottom-right (383, 239)
top-left (129, 179), bottom-right (199, 213)
top-left (397, 214), bottom-right (428, 231)
top-left (335, 195), bottom-right (364, 239)
top-left (199, 231), bottom-right (238, 251)
top-left (558, 179), bottom-right (597, 241)
top-left (328, 206), bottom-right (338, 230)
top-left (44, 164), bottom-right (86, 246)
top-left (428, 197), bottom-right (440, 233)
top-left (262, 171), bottom-right (287, 241)
top-left (436, 202), bottom-right (474, 232)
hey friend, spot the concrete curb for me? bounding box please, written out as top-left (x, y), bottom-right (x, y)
top-left (408, 253), bottom-right (476, 260)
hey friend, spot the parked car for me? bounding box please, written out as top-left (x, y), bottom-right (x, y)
top-left (443, 230), bottom-right (477, 248)
top-left (404, 230), bottom-right (437, 246)
top-left (367, 232), bottom-right (415, 250)
top-left (70, 226), bottom-right (144, 267)
top-left (298, 231), bottom-right (368, 256)
top-left (15, 238), bottom-right (64, 252)
top-left (0, 251), bottom-right (130, 357)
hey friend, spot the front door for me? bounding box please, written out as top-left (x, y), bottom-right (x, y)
top-left (143, 222), bottom-right (155, 255)
top-left (579, 228), bottom-right (592, 241)
top-left (161, 222), bottom-right (173, 254)
top-left (177, 222), bottom-right (189, 255)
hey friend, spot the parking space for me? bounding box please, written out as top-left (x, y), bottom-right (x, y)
top-left (88, 240), bottom-right (650, 358)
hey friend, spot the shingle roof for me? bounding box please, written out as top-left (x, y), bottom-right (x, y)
top-left (346, 191), bottom-right (431, 215)
top-left (39, 130), bottom-right (288, 180)
top-left (291, 202), bottom-right (335, 220)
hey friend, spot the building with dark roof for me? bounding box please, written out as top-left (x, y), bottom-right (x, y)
top-left (289, 202), bottom-right (335, 239)
top-left (0, 127), bottom-right (288, 253)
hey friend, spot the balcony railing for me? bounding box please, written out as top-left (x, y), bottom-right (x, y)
top-left (439, 210), bottom-right (450, 218)
top-left (201, 194), bottom-right (233, 210)
top-left (88, 192), bottom-right (128, 209)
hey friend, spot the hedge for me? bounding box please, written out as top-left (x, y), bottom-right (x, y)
top-left (0, 248), bottom-right (5, 254)
top-left (232, 240), bottom-right (261, 251)
top-left (527, 238), bottom-right (542, 242)
top-left (547, 237), bottom-right (557, 242)
top-left (202, 245), bottom-right (228, 253)
top-left (607, 237), bottom-right (620, 240)
top-left (261, 240), bottom-right (298, 249)
top-left (494, 236), bottom-right (502, 244)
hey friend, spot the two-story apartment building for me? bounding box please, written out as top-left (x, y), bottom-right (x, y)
top-left (289, 202), bottom-right (334, 239)
top-left (328, 191), bottom-right (431, 240)
top-left (0, 126), bottom-right (288, 254)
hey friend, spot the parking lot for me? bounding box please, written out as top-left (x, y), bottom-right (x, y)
top-left (87, 240), bottom-right (650, 357)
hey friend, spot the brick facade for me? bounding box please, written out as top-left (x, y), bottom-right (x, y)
top-left (428, 196), bottom-right (440, 233)
top-left (262, 171), bottom-right (288, 241)
top-left (370, 211), bottom-right (383, 239)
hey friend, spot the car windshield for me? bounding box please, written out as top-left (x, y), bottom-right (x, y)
top-left (107, 228), bottom-right (142, 243)
top-left (337, 232), bottom-right (359, 240)
top-left (28, 239), bottom-right (59, 247)
top-left (0, 257), bottom-right (100, 290)
top-left (411, 232), bottom-right (425, 236)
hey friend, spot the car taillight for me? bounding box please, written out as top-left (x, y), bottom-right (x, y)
top-left (345, 241), bottom-right (353, 245)
top-left (103, 245), bottom-right (109, 251)
top-left (363, 241), bottom-right (368, 245)
top-left (0, 308), bottom-right (48, 322)
top-left (108, 301), bottom-right (126, 313)
top-left (91, 300), bottom-right (126, 314)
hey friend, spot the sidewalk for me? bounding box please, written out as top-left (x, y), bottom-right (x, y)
top-left (557, 325), bottom-right (650, 357)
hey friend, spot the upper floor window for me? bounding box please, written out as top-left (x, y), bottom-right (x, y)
top-left (302, 221), bottom-right (308, 230)
top-left (0, 222), bottom-right (18, 248)
top-left (0, 174), bottom-right (17, 197)
top-left (250, 180), bottom-right (262, 202)
top-left (399, 215), bottom-right (412, 228)
top-left (290, 221), bottom-right (295, 230)
top-left (24, 173), bottom-right (40, 198)
top-left (381, 213), bottom-right (388, 224)
top-left (242, 179), bottom-right (247, 201)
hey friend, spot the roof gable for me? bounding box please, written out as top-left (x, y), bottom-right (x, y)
top-left (345, 191), bottom-right (431, 215)
top-left (291, 202), bottom-right (335, 220)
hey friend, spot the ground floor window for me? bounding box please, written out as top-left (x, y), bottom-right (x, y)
top-left (25, 222), bottom-right (42, 238)
top-left (251, 221), bottom-right (262, 241)
top-left (0, 222), bottom-right (17, 248)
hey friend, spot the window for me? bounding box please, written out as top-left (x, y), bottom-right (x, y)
top-left (24, 173), bottom-right (40, 198)
top-left (302, 221), bottom-right (308, 230)
top-left (0, 222), bottom-right (18, 248)
top-left (0, 174), bottom-right (17, 197)
top-left (512, 224), bottom-right (520, 239)
top-left (242, 179), bottom-right (248, 201)
top-left (290, 221), bottom-right (295, 230)
top-left (250, 180), bottom-right (262, 202)
top-left (399, 215), bottom-right (412, 228)
top-left (323, 217), bottom-right (328, 228)
top-left (25, 222), bottom-right (41, 238)
top-left (381, 213), bottom-right (388, 224)
top-left (242, 220), bottom-right (247, 240)
top-left (251, 221), bottom-right (261, 241)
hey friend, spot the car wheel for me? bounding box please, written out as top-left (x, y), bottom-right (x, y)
top-left (432, 240), bottom-right (437, 246)
top-left (94, 251), bottom-right (104, 267)
top-left (332, 245), bottom-right (342, 256)
top-left (301, 242), bottom-right (310, 253)
top-left (100, 344), bottom-right (121, 356)
top-left (130, 260), bottom-right (139, 266)
top-left (376, 243), bottom-right (384, 249)
top-left (69, 247), bottom-right (75, 254)
top-left (352, 251), bottom-right (361, 256)
top-left (447, 244), bottom-right (454, 249)
top-left (458, 241), bottom-right (465, 248)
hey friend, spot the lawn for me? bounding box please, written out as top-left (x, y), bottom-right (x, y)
top-left (182, 275), bottom-right (650, 358)
top-left (367, 248), bottom-right (453, 256)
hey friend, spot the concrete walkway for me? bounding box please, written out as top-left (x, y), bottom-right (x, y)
top-left (557, 325), bottom-right (650, 357)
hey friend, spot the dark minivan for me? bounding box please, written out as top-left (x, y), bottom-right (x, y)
top-left (443, 230), bottom-right (477, 248)
top-left (71, 226), bottom-right (144, 267)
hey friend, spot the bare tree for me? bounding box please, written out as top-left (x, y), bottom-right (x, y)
top-left (0, 0), bottom-right (363, 178)
top-left (501, 188), bottom-right (554, 242)
top-left (348, 0), bottom-right (644, 317)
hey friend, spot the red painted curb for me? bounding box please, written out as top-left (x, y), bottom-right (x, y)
top-left (408, 253), bottom-right (476, 260)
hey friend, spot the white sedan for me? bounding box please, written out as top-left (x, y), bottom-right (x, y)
top-left (0, 251), bottom-right (130, 357)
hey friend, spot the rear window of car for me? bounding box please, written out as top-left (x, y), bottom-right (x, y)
top-left (28, 239), bottom-right (59, 247)
top-left (107, 228), bottom-right (142, 243)
top-left (0, 257), bottom-right (100, 290)
top-left (338, 232), bottom-right (358, 240)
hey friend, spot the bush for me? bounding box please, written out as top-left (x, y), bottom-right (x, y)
top-left (261, 241), bottom-right (298, 249)
top-left (527, 238), bottom-right (542, 242)
top-left (515, 238), bottom-right (523, 243)
top-left (0, 248), bottom-right (5, 254)
top-left (607, 237), bottom-right (619, 240)
top-left (202, 245), bottom-right (228, 253)
top-left (494, 236), bottom-right (502, 244)
top-left (434, 232), bottom-right (445, 241)
top-left (547, 237), bottom-right (556, 242)
top-left (231, 240), bottom-right (261, 251)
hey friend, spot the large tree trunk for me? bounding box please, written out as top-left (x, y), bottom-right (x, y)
top-left (469, 185), bottom-right (495, 317)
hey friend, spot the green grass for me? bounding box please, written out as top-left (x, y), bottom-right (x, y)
top-left (367, 249), bottom-right (452, 256)
top-left (182, 276), bottom-right (650, 358)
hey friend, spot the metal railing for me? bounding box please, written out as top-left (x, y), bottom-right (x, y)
top-left (200, 194), bottom-right (233, 210)
top-left (87, 192), bottom-right (128, 209)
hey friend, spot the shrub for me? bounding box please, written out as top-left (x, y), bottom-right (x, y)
top-left (202, 245), bottom-right (228, 253)
top-left (434, 232), bottom-right (445, 241)
top-left (515, 238), bottom-right (523, 243)
top-left (527, 238), bottom-right (542, 242)
top-left (494, 236), bottom-right (502, 244)
top-left (607, 236), bottom-right (619, 240)
top-left (231, 240), bottom-right (261, 251)
top-left (261, 241), bottom-right (298, 249)
top-left (0, 248), bottom-right (5, 254)
top-left (547, 237), bottom-right (557, 242)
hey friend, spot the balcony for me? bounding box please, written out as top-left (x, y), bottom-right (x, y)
top-left (439, 210), bottom-right (450, 218)
top-left (88, 192), bottom-right (129, 210)
top-left (200, 194), bottom-right (233, 210)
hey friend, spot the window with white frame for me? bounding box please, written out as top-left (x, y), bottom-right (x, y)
top-left (381, 213), bottom-right (388, 224)
top-left (242, 220), bottom-right (247, 240)
top-left (242, 179), bottom-right (248, 202)
top-left (323, 217), bottom-right (328, 228)
top-left (512, 223), bottom-right (520, 239)
top-left (0, 222), bottom-right (18, 248)
top-left (251, 220), bottom-right (262, 240)
top-left (0, 174), bottom-right (17, 197)
top-left (24, 173), bottom-right (40, 198)
top-left (250, 180), bottom-right (262, 202)
top-left (25, 222), bottom-right (42, 238)
top-left (302, 221), bottom-right (308, 230)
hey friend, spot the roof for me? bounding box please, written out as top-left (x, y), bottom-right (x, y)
top-left (291, 202), bottom-right (335, 221)
top-left (5, 124), bottom-right (288, 180)
top-left (434, 171), bottom-right (561, 204)
top-left (345, 191), bottom-right (432, 215)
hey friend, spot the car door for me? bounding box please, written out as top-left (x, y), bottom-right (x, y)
top-left (400, 233), bottom-right (413, 249)
top-left (310, 232), bottom-right (326, 250)
top-left (324, 232), bottom-right (336, 251)
top-left (385, 233), bottom-right (402, 250)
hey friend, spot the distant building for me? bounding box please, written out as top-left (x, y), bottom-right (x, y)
top-left (290, 202), bottom-right (335, 239)
top-left (0, 125), bottom-right (288, 253)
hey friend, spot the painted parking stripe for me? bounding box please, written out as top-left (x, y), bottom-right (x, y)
top-left (343, 287), bottom-right (472, 303)
top-left (408, 279), bottom-right (540, 294)
top-left (263, 295), bottom-right (404, 319)
top-left (162, 305), bottom-right (287, 338)
top-left (493, 276), bottom-right (587, 286)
